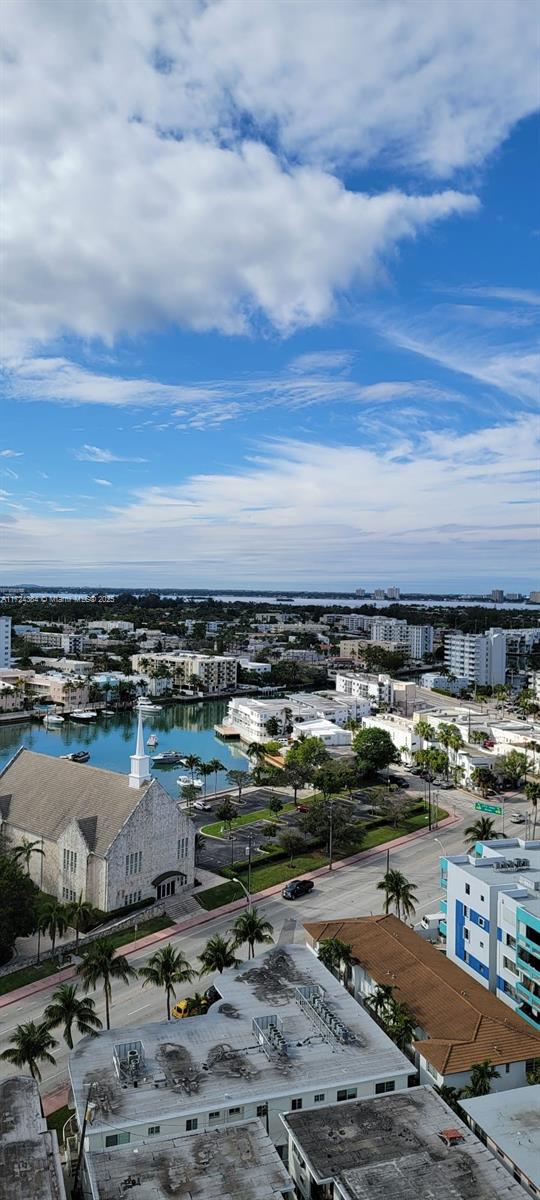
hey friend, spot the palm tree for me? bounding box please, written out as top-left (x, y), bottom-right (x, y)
top-left (388, 1000), bottom-right (416, 1051)
top-left (184, 753), bottom-right (201, 782)
top-left (43, 983), bottom-right (102, 1049)
top-left (231, 908), bottom-right (274, 959)
top-left (364, 983), bottom-right (395, 1021)
top-left (462, 1059), bottom-right (500, 1097)
top-left (436, 1084), bottom-right (463, 1113)
top-left (471, 766), bottom-right (497, 798)
top-left (1, 1021), bottom-right (57, 1082)
top-left (199, 762), bottom-right (214, 797)
top-left (77, 938), bottom-right (137, 1029)
top-left (464, 816), bottom-right (501, 852)
top-left (66, 892), bottom-right (96, 951)
top-left (199, 934), bottom-right (240, 975)
top-left (139, 944), bottom-right (195, 1020)
top-left (377, 869), bottom-right (418, 921)
top-left (318, 937), bottom-right (354, 981)
top-left (525, 781), bottom-right (540, 837)
top-left (38, 897), bottom-right (69, 956)
top-left (246, 742), bottom-right (266, 763)
top-left (415, 720), bottom-right (435, 743)
top-left (208, 758), bottom-right (224, 794)
top-left (12, 837), bottom-right (44, 876)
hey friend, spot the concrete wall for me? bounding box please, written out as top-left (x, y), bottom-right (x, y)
top-left (105, 780), bottom-right (195, 911)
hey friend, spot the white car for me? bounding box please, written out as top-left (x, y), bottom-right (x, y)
top-left (193, 798), bottom-right (211, 811)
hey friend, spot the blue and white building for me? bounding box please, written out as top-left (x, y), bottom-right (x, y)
top-left (442, 838), bottom-right (540, 1032)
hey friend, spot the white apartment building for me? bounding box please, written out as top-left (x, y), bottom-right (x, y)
top-left (88, 620), bottom-right (134, 632)
top-left (335, 670), bottom-right (393, 708)
top-left (0, 715), bottom-right (195, 910)
top-left (361, 713), bottom-right (421, 763)
top-left (224, 692), bottom-right (361, 743)
top-left (407, 624), bottom-right (434, 659)
top-left (339, 614), bottom-right (372, 633)
top-left (291, 719), bottom-right (353, 747)
top-left (0, 680), bottom-right (25, 712)
top-left (68, 946), bottom-right (412, 1169)
top-left (443, 838), bottom-right (540, 1034)
top-left (386, 586), bottom-right (401, 599)
top-left (421, 671), bottom-right (469, 695)
top-left (370, 618), bottom-right (409, 647)
top-left (444, 629), bottom-right (506, 686)
top-left (24, 671), bottom-right (90, 708)
top-left (0, 616), bottom-right (11, 667)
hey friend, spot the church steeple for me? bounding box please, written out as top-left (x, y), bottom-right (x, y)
top-left (129, 707), bottom-right (151, 788)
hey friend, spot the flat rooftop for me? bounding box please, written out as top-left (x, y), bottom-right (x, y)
top-left (284, 1086), bottom-right (522, 1199)
top-left (460, 1085), bottom-right (540, 1190)
top-left (0, 1076), bottom-right (66, 1200)
top-left (447, 840), bottom-right (540, 917)
top-left (86, 1119), bottom-right (293, 1199)
top-left (69, 946), bottom-right (410, 1134)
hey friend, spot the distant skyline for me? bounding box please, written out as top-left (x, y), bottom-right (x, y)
top-left (2, 0), bottom-right (539, 590)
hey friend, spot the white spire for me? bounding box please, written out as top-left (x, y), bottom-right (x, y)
top-left (129, 707), bottom-right (151, 789)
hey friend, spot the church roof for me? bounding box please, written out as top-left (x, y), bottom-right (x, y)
top-left (0, 749), bottom-right (154, 857)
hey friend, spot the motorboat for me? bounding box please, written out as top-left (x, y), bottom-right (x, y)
top-left (147, 734), bottom-right (158, 748)
top-left (61, 750), bottom-right (90, 763)
top-left (177, 775), bottom-right (204, 789)
top-left (43, 713), bottom-right (64, 726)
top-left (152, 750), bottom-right (185, 766)
top-left (136, 698), bottom-right (162, 712)
top-left (69, 710), bottom-right (97, 721)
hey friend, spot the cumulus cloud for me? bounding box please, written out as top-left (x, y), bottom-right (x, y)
top-left (1, 417), bottom-right (537, 586)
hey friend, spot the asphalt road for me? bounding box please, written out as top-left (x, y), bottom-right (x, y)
top-left (0, 790), bottom-right (472, 1103)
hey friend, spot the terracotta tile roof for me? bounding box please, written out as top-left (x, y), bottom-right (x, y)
top-left (304, 914), bottom-right (540, 1076)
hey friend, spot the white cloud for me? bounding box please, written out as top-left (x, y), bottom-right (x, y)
top-left (1, 417), bottom-right (537, 586)
top-left (94, 478), bottom-right (113, 487)
top-left (450, 286), bottom-right (540, 306)
top-left (74, 444), bottom-right (147, 463)
top-left (0, 449), bottom-right (23, 457)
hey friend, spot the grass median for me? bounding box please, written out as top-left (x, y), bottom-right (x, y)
top-left (201, 799), bottom-right (300, 838)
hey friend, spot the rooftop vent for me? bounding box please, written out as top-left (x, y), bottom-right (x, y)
top-left (494, 859), bottom-right (528, 871)
top-left (294, 984), bottom-right (355, 1047)
top-left (113, 1040), bottom-right (146, 1085)
top-left (252, 1014), bottom-right (288, 1061)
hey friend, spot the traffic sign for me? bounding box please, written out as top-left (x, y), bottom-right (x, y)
top-left (475, 801), bottom-right (502, 815)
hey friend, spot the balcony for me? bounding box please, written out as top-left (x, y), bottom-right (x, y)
top-left (517, 932), bottom-right (540, 958)
top-left (516, 947), bottom-right (540, 980)
top-left (440, 899), bottom-right (447, 915)
top-left (517, 978), bottom-right (540, 1006)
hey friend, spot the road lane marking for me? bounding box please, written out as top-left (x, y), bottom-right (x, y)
top-left (126, 1001), bottom-right (154, 1016)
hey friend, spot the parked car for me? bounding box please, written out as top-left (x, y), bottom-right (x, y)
top-left (193, 799), bottom-right (211, 811)
top-left (296, 803), bottom-right (309, 813)
top-left (510, 812), bottom-right (525, 824)
top-left (282, 878), bottom-right (314, 900)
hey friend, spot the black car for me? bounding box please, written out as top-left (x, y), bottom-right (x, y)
top-left (387, 774), bottom-right (409, 788)
top-left (204, 985), bottom-right (221, 1007)
top-left (282, 879), bottom-right (314, 900)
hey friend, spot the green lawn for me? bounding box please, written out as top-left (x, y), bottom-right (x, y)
top-left (201, 799), bottom-right (298, 838)
top-left (46, 1105), bottom-right (74, 1145)
top-left (196, 802), bottom-right (448, 909)
top-left (0, 916), bottom-right (173, 997)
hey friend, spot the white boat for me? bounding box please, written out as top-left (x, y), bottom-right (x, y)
top-left (69, 710), bottom-right (97, 721)
top-left (44, 713), bottom-right (64, 726)
top-left (147, 734), bottom-right (158, 748)
top-left (177, 775), bottom-right (204, 789)
top-left (137, 698), bottom-right (162, 712)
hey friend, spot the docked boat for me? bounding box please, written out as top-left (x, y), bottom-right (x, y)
top-left (177, 774), bottom-right (204, 789)
top-left (137, 698), bottom-right (162, 713)
top-left (70, 710), bottom-right (97, 721)
top-left (61, 750), bottom-right (90, 763)
top-left (152, 750), bottom-right (185, 766)
top-left (43, 713), bottom-right (64, 726)
top-left (147, 734), bottom-right (158, 748)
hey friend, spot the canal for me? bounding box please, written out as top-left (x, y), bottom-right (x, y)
top-left (0, 700), bottom-right (248, 797)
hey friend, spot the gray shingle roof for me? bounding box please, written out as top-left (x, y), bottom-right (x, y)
top-left (0, 749), bottom-right (153, 857)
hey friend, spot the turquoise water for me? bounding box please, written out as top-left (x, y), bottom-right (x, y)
top-left (0, 701), bottom-right (248, 797)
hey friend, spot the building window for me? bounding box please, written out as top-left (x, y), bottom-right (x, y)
top-left (479, 941), bottom-right (484, 949)
top-left (126, 850), bottom-right (143, 877)
top-left (105, 1132), bottom-right (130, 1147)
top-left (256, 1105), bottom-right (267, 1117)
top-left (337, 1088), bottom-right (357, 1101)
top-left (148, 1126), bottom-right (160, 1136)
top-left (228, 1106), bottom-right (244, 1117)
top-left (314, 1093), bottom-right (325, 1103)
top-left (291, 1098), bottom-right (302, 1111)
top-left (177, 836), bottom-right (188, 859)
top-left (478, 917), bottom-right (485, 929)
top-left (480, 895), bottom-right (484, 902)
top-left (463, 905), bottom-right (469, 917)
top-left (375, 1081), bottom-right (395, 1094)
top-left (505, 1063), bottom-right (510, 1074)
top-left (186, 1119), bottom-right (198, 1131)
top-left (464, 928), bottom-right (469, 940)
top-left (209, 1111), bottom-right (222, 1122)
top-left (465, 884), bottom-right (470, 895)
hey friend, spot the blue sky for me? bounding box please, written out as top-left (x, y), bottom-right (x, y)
top-left (2, 0), bottom-right (539, 591)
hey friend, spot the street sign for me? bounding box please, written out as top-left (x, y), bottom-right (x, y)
top-left (475, 801), bottom-right (502, 815)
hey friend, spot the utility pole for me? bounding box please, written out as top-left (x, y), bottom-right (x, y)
top-left (247, 833), bottom-right (253, 905)
top-left (328, 800), bottom-right (334, 871)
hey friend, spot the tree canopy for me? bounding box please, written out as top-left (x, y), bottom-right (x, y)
top-left (0, 853), bottom-right (40, 965)
top-left (351, 727), bottom-right (400, 772)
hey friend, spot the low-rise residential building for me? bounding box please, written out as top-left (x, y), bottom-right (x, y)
top-left (283, 1086), bottom-right (523, 1200)
top-left (460, 1085), bottom-right (540, 1198)
top-left (443, 838), bottom-right (540, 1032)
top-left (68, 946), bottom-right (412, 1173)
top-left (132, 651), bottom-right (237, 692)
top-left (361, 712), bottom-right (421, 762)
top-left (0, 615), bottom-right (11, 667)
top-left (335, 670), bottom-right (393, 707)
top-left (305, 915), bottom-right (540, 1093)
top-left (291, 719), bottom-right (353, 747)
top-left (224, 691), bottom-right (360, 742)
top-left (444, 629), bottom-right (507, 686)
top-left (23, 671), bottom-right (90, 708)
top-left (0, 1076), bottom-right (67, 1200)
top-left (338, 638), bottom-right (367, 660)
top-left (490, 719), bottom-right (540, 768)
top-left (238, 658), bottom-right (272, 674)
top-left (421, 671), bottom-right (469, 695)
top-left (88, 620), bottom-right (134, 633)
top-left (0, 715), bottom-right (195, 910)
top-left (0, 679), bottom-right (25, 711)
top-left (84, 1121), bottom-right (294, 1200)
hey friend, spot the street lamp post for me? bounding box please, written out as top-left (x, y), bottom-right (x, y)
top-left (327, 800), bottom-right (334, 872)
top-left (232, 875), bottom-right (252, 910)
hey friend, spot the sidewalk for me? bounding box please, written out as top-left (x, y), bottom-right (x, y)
top-left (0, 812), bottom-right (459, 1012)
